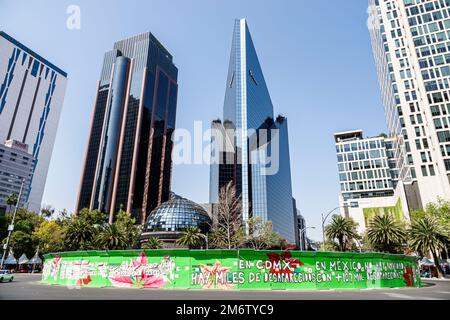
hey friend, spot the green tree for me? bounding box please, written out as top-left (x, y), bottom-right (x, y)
top-left (5, 230), bottom-right (37, 258)
top-left (32, 220), bottom-right (65, 254)
top-left (96, 223), bottom-right (128, 250)
top-left (246, 217), bottom-right (283, 250)
top-left (63, 208), bottom-right (106, 250)
top-left (366, 214), bottom-right (407, 253)
top-left (64, 219), bottom-right (96, 250)
top-left (176, 227), bottom-right (204, 249)
top-left (409, 216), bottom-right (449, 278)
top-left (325, 215), bottom-right (359, 252)
top-left (40, 205), bottom-right (55, 219)
top-left (115, 209), bottom-right (140, 249)
top-left (141, 237), bottom-right (164, 249)
top-left (209, 181), bottom-right (243, 249)
top-left (5, 193), bottom-right (18, 212)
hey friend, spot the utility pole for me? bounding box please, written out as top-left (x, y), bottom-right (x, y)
top-left (0, 178), bottom-right (25, 269)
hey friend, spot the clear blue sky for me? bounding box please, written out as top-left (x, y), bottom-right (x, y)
top-left (0, 0), bottom-right (387, 241)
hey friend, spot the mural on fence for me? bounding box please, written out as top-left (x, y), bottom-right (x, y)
top-left (42, 250), bottom-right (421, 290)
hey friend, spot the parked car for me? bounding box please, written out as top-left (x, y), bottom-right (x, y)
top-left (0, 270), bottom-right (14, 282)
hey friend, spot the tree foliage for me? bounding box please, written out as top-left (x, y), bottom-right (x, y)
top-left (325, 215), bottom-right (359, 252)
top-left (209, 182), bottom-right (244, 249)
top-left (366, 214), bottom-right (407, 253)
top-left (176, 227), bottom-right (204, 249)
top-left (32, 220), bottom-right (65, 254)
top-left (245, 217), bottom-right (283, 250)
top-left (141, 237), bottom-right (164, 249)
top-left (409, 215), bottom-right (449, 278)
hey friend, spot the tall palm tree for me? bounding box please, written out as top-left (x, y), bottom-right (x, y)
top-left (325, 215), bottom-right (359, 252)
top-left (176, 227), bottom-right (204, 249)
top-left (141, 237), bottom-right (164, 249)
top-left (5, 193), bottom-right (18, 213)
top-left (96, 224), bottom-right (128, 250)
top-left (409, 216), bottom-right (448, 278)
top-left (367, 214), bottom-right (407, 253)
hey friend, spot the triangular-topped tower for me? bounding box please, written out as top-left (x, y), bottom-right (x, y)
top-left (210, 19), bottom-right (297, 244)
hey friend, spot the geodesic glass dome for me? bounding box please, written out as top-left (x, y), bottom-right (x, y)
top-left (144, 194), bottom-right (211, 234)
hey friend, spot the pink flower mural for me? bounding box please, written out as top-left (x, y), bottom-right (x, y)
top-left (200, 260), bottom-right (233, 290)
top-left (109, 252), bottom-right (170, 289)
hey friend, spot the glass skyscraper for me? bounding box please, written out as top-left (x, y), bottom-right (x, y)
top-left (76, 32), bottom-right (178, 224)
top-left (210, 19), bottom-right (296, 243)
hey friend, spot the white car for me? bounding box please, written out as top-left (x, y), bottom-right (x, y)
top-left (0, 270), bottom-right (14, 282)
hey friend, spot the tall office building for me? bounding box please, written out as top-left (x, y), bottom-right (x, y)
top-left (209, 19), bottom-right (296, 243)
top-left (0, 32), bottom-right (67, 213)
top-left (0, 140), bottom-right (34, 214)
top-left (334, 130), bottom-right (411, 233)
top-left (76, 32), bottom-right (178, 224)
top-left (368, 0), bottom-right (450, 209)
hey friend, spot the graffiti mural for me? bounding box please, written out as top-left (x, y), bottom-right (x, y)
top-left (42, 250), bottom-right (421, 290)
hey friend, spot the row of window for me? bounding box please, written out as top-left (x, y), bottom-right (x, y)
top-left (339, 168), bottom-right (392, 182)
top-left (337, 149), bottom-right (387, 163)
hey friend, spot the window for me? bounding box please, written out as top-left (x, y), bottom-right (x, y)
top-left (421, 166), bottom-right (428, 177)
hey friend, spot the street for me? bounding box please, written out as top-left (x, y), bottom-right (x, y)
top-left (0, 274), bottom-right (449, 300)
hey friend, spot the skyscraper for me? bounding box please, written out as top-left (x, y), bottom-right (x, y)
top-left (210, 19), bottom-right (296, 243)
top-left (368, 0), bottom-right (450, 209)
top-left (0, 31), bottom-right (67, 213)
top-left (76, 32), bottom-right (178, 224)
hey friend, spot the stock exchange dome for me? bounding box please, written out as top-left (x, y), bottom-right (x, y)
top-left (141, 194), bottom-right (212, 247)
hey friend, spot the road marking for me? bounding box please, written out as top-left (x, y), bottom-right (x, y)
top-left (384, 292), bottom-right (442, 300)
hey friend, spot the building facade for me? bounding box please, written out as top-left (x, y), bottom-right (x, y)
top-left (335, 130), bottom-right (410, 232)
top-left (368, 0), bottom-right (450, 209)
top-left (76, 32), bottom-right (178, 224)
top-left (209, 19), bottom-right (297, 244)
top-left (0, 140), bottom-right (34, 214)
top-left (0, 31), bottom-right (67, 213)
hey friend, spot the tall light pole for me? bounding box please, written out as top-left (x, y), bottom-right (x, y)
top-left (321, 205), bottom-right (348, 249)
top-left (1, 178), bottom-right (25, 270)
top-left (299, 227), bottom-right (316, 251)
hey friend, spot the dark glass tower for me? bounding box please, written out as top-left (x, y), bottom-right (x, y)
top-left (210, 19), bottom-right (296, 243)
top-left (77, 32), bottom-right (178, 224)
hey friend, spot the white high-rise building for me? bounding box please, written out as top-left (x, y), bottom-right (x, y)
top-left (0, 32), bottom-right (67, 213)
top-left (334, 130), bottom-right (411, 233)
top-left (368, 0), bottom-right (450, 210)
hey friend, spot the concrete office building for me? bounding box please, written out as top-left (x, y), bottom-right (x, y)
top-left (0, 32), bottom-right (67, 213)
top-left (0, 140), bottom-right (34, 214)
top-left (334, 130), bottom-right (410, 233)
top-left (368, 0), bottom-right (450, 210)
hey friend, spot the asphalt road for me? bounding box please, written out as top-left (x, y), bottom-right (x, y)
top-left (0, 274), bottom-right (449, 300)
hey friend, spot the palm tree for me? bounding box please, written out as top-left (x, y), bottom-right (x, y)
top-left (409, 216), bottom-right (449, 278)
top-left (367, 214), bottom-right (407, 253)
top-left (176, 227), bottom-right (204, 249)
top-left (64, 220), bottom-right (96, 250)
top-left (96, 224), bottom-right (128, 250)
top-left (325, 215), bottom-right (359, 252)
top-left (5, 193), bottom-right (18, 213)
top-left (141, 237), bottom-right (164, 249)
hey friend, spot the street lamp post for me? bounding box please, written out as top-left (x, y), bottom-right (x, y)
top-left (0, 178), bottom-right (25, 270)
top-left (299, 227), bottom-right (316, 251)
top-left (321, 205), bottom-right (348, 249)
top-left (199, 233), bottom-right (208, 250)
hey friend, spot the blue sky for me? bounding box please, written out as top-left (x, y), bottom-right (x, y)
top-left (0, 0), bottom-right (387, 241)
